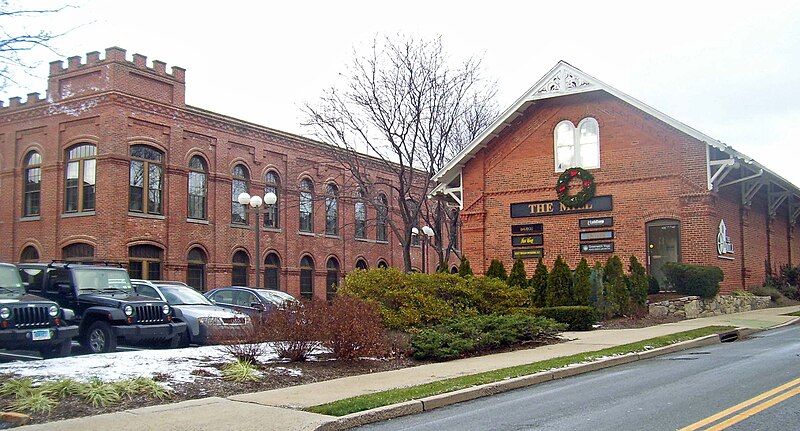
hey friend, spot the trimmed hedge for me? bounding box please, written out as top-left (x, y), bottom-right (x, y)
top-left (410, 314), bottom-right (567, 361)
top-left (535, 306), bottom-right (598, 331)
top-left (662, 263), bottom-right (723, 298)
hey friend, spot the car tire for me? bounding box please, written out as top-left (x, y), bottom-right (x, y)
top-left (83, 321), bottom-right (117, 354)
top-left (175, 331), bottom-right (190, 348)
top-left (40, 340), bottom-right (72, 359)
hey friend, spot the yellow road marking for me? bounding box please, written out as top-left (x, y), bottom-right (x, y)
top-left (705, 386), bottom-right (800, 430)
top-left (678, 376), bottom-right (800, 431)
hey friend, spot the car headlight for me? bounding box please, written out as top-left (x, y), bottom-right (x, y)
top-left (0, 308), bottom-right (9, 320)
top-left (48, 305), bottom-right (59, 317)
top-left (123, 305), bottom-right (134, 317)
top-left (198, 317), bottom-right (223, 326)
top-left (162, 305), bottom-right (170, 315)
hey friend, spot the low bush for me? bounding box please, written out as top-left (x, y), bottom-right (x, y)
top-left (647, 275), bottom-right (660, 294)
top-left (261, 300), bottom-right (323, 361)
top-left (222, 360), bottom-right (261, 383)
top-left (318, 296), bottom-right (392, 360)
top-left (662, 263), bottom-right (723, 298)
top-left (750, 285), bottom-right (794, 306)
top-left (410, 314), bottom-right (566, 361)
top-left (535, 306), bottom-right (598, 331)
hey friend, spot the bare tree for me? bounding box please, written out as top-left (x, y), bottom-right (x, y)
top-left (304, 34), bottom-right (497, 272)
top-left (0, 1), bottom-right (72, 90)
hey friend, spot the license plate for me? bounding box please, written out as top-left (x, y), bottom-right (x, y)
top-left (31, 329), bottom-right (51, 341)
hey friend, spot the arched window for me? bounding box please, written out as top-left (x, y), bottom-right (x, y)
top-left (450, 265), bottom-right (459, 274)
top-left (188, 156), bottom-right (208, 220)
top-left (128, 244), bottom-right (163, 280)
top-left (354, 189), bottom-right (366, 239)
top-left (231, 164), bottom-right (250, 225)
top-left (325, 183), bottom-right (339, 236)
top-left (355, 258), bottom-right (368, 270)
top-left (129, 145), bottom-right (164, 214)
top-left (64, 144), bottom-right (96, 213)
top-left (232, 250), bottom-right (249, 286)
top-left (187, 247), bottom-right (207, 291)
top-left (326, 257), bottom-right (340, 301)
top-left (62, 243), bottom-right (94, 262)
top-left (300, 256), bottom-right (314, 299)
top-left (23, 151), bottom-right (42, 217)
top-left (299, 179), bottom-right (314, 232)
top-left (554, 117), bottom-right (599, 171)
top-left (377, 260), bottom-right (388, 269)
top-left (376, 193), bottom-right (388, 242)
top-left (264, 253), bottom-right (280, 290)
top-left (20, 246), bottom-right (39, 262)
top-left (264, 171), bottom-right (280, 228)
top-left (407, 199), bottom-right (419, 246)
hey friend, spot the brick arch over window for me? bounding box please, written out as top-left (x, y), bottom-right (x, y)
top-left (355, 258), bottom-right (368, 270)
top-left (299, 255), bottom-right (315, 300)
top-left (62, 242), bottom-right (95, 262)
top-left (377, 259), bottom-right (388, 269)
top-left (20, 245), bottom-right (40, 263)
top-left (128, 244), bottom-right (164, 280)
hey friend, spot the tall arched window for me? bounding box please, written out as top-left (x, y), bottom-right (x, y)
top-left (554, 117), bottom-right (600, 171)
top-left (325, 183), bottom-right (339, 236)
top-left (129, 145), bottom-right (163, 214)
top-left (326, 257), bottom-right (340, 301)
top-left (64, 144), bottom-right (96, 213)
top-left (62, 243), bottom-right (94, 262)
top-left (128, 244), bottom-right (163, 280)
top-left (231, 164), bottom-right (250, 225)
top-left (264, 253), bottom-right (280, 290)
top-left (300, 256), bottom-right (314, 299)
top-left (376, 193), bottom-right (388, 242)
top-left (355, 258), bottom-right (368, 270)
top-left (299, 178), bottom-right (314, 232)
top-left (23, 151), bottom-right (42, 217)
top-left (20, 246), bottom-right (39, 263)
top-left (377, 260), bottom-right (388, 269)
top-left (232, 250), bottom-right (249, 286)
top-left (407, 199), bottom-right (419, 246)
top-left (187, 247), bottom-right (207, 291)
top-left (264, 171), bottom-right (280, 228)
top-left (188, 156), bottom-right (208, 220)
top-left (354, 189), bottom-right (366, 239)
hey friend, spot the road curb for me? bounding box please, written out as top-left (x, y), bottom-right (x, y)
top-left (314, 333), bottom-right (731, 430)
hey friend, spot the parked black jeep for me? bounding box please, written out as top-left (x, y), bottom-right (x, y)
top-left (18, 262), bottom-right (187, 354)
top-left (0, 262), bottom-right (79, 358)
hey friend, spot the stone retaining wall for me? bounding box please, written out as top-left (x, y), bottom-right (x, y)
top-left (648, 295), bottom-right (771, 319)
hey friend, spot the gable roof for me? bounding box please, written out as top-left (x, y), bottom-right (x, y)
top-left (431, 61), bottom-right (800, 212)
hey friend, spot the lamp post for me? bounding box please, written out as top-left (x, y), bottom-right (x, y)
top-left (237, 191), bottom-right (278, 288)
top-left (414, 226), bottom-right (435, 273)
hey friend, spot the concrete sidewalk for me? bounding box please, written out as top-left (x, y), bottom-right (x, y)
top-left (18, 305), bottom-right (800, 431)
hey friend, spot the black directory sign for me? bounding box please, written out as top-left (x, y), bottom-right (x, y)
top-left (512, 248), bottom-right (544, 259)
top-left (512, 235), bottom-right (544, 247)
top-left (511, 196), bottom-right (613, 218)
top-left (580, 242), bottom-right (614, 254)
top-left (511, 223), bottom-right (543, 235)
top-left (579, 230), bottom-right (614, 241)
top-left (579, 217), bottom-right (613, 229)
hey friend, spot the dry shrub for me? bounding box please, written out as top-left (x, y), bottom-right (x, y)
top-left (211, 322), bottom-right (272, 364)
top-left (318, 296), bottom-right (392, 361)
top-left (261, 300), bottom-right (322, 362)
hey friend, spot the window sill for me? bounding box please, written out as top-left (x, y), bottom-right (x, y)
top-left (262, 227), bottom-right (282, 233)
top-left (323, 234), bottom-right (341, 239)
top-left (129, 212), bottom-right (165, 220)
top-left (19, 216), bottom-right (42, 222)
top-left (61, 211), bottom-right (95, 218)
top-left (298, 231), bottom-right (316, 237)
top-left (230, 223), bottom-right (251, 230)
top-left (186, 218), bottom-right (209, 225)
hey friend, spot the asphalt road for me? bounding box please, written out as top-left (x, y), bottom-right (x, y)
top-left (357, 325), bottom-right (800, 431)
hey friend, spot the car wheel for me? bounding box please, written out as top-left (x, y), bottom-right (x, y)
top-left (175, 331), bottom-right (190, 348)
top-left (40, 340), bottom-right (72, 359)
top-left (84, 321), bottom-right (117, 353)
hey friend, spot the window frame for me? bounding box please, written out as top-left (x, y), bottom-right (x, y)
top-left (231, 164), bottom-right (250, 225)
top-left (188, 155), bottom-right (208, 220)
top-left (554, 117), bottom-right (600, 171)
top-left (187, 247), bottom-right (207, 291)
top-left (325, 257), bottom-right (339, 301)
top-left (23, 151), bottom-right (42, 217)
top-left (354, 189), bottom-right (367, 239)
top-left (128, 244), bottom-right (163, 281)
top-left (264, 253), bottom-right (280, 290)
top-left (299, 179), bottom-right (314, 233)
top-left (264, 171), bottom-right (280, 229)
top-left (325, 183), bottom-right (339, 236)
top-left (299, 256), bottom-right (314, 300)
top-left (231, 250), bottom-right (249, 286)
top-left (376, 193), bottom-right (388, 242)
top-left (64, 144), bottom-right (97, 213)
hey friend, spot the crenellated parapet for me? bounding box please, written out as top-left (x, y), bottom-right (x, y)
top-left (1, 47), bottom-right (187, 113)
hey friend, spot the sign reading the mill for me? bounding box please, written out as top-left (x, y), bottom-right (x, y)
top-left (511, 196), bottom-right (612, 218)
top-left (511, 235), bottom-right (544, 247)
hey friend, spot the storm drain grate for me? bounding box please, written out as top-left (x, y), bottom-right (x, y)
top-left (719, 331), bottom-right (739, 343)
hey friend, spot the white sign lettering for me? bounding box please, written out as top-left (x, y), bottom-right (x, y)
top-left (717, 219), bottom-right (734, 255)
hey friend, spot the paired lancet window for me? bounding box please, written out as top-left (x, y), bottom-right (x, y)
top-left (554, 117), bottom-right (599, 171)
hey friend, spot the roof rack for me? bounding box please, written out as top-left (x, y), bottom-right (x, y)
top-left (48, 260), bottom-right (126, 268)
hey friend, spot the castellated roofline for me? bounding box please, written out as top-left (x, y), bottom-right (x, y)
top-left (49, 47), bottom-right (186, 82)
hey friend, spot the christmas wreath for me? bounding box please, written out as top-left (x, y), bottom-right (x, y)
top-left (556, 167), bottom-right (596, 208)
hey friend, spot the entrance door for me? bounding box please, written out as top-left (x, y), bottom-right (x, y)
top-left (646, 219), bottom-right (681, 290)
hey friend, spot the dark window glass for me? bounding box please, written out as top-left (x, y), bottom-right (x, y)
top-left (128, 145), bottom-right (163, 214)
top-left (231, 165), bottom-right (249, 225)
top-left (20, 246), bottom-right (39, 262)
top-left (355, 259), bottom-right (368, 270)
top-left (299, 179), bottom-right (314, 232)
top-left (376, 194), bottom-right (388, 242)
top-left (187, 247), bottom-right (207, 291)
top-left (64, 144), bottom-right (96, 213)
top-left (264, 253), bottom-right (280, 290)
top-left (188, 156), bottom-right (208, 219)
top-left (325, 184), bottom-right (339, 235)
top-left (232, 250), bottom-right (249, 286)
top-left (62, 243), bottom-right (95, 262)
top-left (407, 199), bottom-right (419, 246)
top-left (300, 256), bottom-right (314, 299)
top-left (264, 171), bottom-right (280, 228)
top-left (355, 189), bottom-right (366, 239)
top-left (377, 260), bottom-right (388, 269)
top-left (23, 151), bottom-right (42, 216)
top-left (128, 245), bottom-right (163, 280)
top-left (326, 257), bottom-right (339, 301)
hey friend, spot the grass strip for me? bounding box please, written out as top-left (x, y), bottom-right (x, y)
top-left (306, 326), bottom-right (735, 417)
top-left (785, 311), bottom-right (800, 317)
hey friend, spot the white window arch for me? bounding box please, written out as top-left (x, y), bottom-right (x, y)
top-left (554, 117), bottom-right (599, 171)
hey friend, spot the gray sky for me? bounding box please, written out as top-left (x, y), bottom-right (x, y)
top-left (6, 0), bottom-right (800, 184)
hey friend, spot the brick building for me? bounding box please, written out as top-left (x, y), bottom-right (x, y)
top-left (431, 62), bottom-right (800, 292)
top-left (0, 47), bottom-right (445, 298)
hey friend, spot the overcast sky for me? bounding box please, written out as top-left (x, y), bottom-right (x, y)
top-left (6, 1), bottom-right (800, 184)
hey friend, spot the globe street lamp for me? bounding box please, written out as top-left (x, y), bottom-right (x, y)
top-left (237, 191), bottom-right (278, 288)
top-left (412, 226), bottom-right (435, 273)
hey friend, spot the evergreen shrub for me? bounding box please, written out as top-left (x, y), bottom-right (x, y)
top-left (486, 259), bottom-right (508, 280)
top-left (662, 263), bottom-right (723, 298)
top-left (535, 306), bottom-right (598, 331)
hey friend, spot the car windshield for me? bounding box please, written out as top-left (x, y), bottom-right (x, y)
top-left (255, 290), bottom-right (292, 306)
top-left (159, 285), bottom-right (213, 306)
top-left (74, 268), bottom-right (133, 294)
top-left (0, 266), bottom-right (25, 295)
